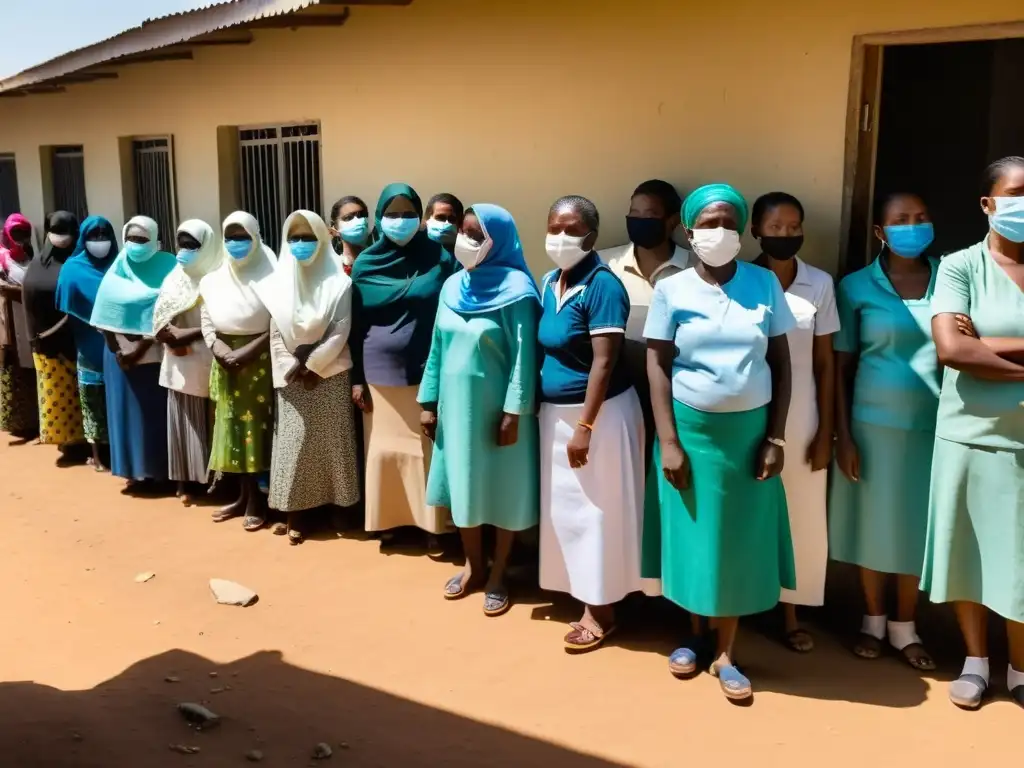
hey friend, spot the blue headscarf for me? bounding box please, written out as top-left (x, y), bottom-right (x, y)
top-left (682, 183), bottom-right (750, 233)
top-left (440, 203), bottom-right (539, 314)
top-left (55, 215), bottom-right (118, 324)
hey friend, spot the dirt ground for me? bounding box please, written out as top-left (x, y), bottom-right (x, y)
top-left (0, 437), bottom-right (1017, 768)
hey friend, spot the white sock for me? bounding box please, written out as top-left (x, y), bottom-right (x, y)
top-left (962, 656), bottom-right (990, 681)
top-left (861, 614), bottom-right (886, 640)
top-left (1008, 665), bottom-right (1024, 691)
top-left (887, 620), bottom-right (922, 651)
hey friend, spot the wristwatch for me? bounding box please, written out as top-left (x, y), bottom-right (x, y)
top-left (766, 436), bottom-right (786, 447)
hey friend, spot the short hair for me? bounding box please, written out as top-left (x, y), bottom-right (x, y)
top-left (425, 193), bottom-right (465, 222)
top-left (982, 156), bottom-right (1024, 196)
top-left (550, 195), bottom-right (599, 231)
top-left (329, 195), bottom-right (368, 222)
top-left (631, 179), bottom-right (682, 218)
top-left (751, 192), bottom-right (805, 230)
top-left (873, 191), bottom-right (926, 226)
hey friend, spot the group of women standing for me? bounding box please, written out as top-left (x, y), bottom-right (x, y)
top-left (2, 157), bottom-right (1023, 709)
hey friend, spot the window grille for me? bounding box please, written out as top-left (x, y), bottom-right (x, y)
top-left (52, 145), bottom-right (88, 220)
top-left (0, 154), bottom-right (19, 221)
top-left (133, 137), bottom-right (177, 245)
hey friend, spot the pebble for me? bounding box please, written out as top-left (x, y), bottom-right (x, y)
top-left (209, 686), bottom-right (229, 694)
top-left (245, 749), bottom-right (264, 762)
top-left (209, 578), bottom-right (258, 607)
top-left (176, 702), bottom-right (221, 730)
top-left (313, 742), bottom-right (333, 760)
top-left (165, 676), bottom-right (181, 683)
top-left (209, 671), bottom-right (218, 678)
top-left (70, 732), bottom-right (83, 742)
top-left (135, 571), bottom-right (156, 583)
top-left (169, 744), bottom-right (201, 755)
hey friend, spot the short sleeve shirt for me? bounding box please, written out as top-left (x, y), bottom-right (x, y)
top-left (931, 240), bottom-right (1024, 450)
top-left (781, 258), bottom-right (841, 382)
top-left (833, 257), bottom-right (940, 432)
top-left (643, 261), bottom-right (797, 413)
top-left (601, 243), bottom-right (693, 341)
top-left (538, 253), bottom-right (632, 405)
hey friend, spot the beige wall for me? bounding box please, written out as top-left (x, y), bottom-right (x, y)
top-left (0, 0), bottom-right (1022, 274)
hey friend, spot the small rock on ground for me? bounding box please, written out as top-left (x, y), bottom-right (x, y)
top-left (164, 676), bottom-right (180, 683)
top-left (313, 742), bottom-right (333, 760)
top-left (135, 571), bottom-right (156, 583)
top-left (169, 744), bottom-right (200, 755)
top-left (176, 703), bottom-right (220, 729)
top-left (209, 579), bottom-right (258, 607)
top-left (245, 749), bottom-right (264, 762)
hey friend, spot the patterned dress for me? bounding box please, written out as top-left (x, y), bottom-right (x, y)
top-left (208, 334), bottom-right (273, 474)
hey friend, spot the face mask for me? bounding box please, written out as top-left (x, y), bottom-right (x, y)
top-left (338, 217), bottom-right (369, 245)
top-left (125, 241), bottom-right (157, 263)
top-left (453, 233), bottom-right (492, 271)
top-left (225, 238), bottom-right (254, 260)
top-left (427, 219), bottom-right (456, 244)
top-left (85, 241), bottom-right (112, 259)
top-left (176, 248), bottom-right (199, 266)
top-left (48, 232), bottom-right (75, 249)
top-left (989, 197), bottom-right (1024, 243)
top-left (545, 232), bottom-right (591, 271)
top-left (760, 235), bottom-right (804, 261)
top-left (626, 217), bottom-right (667, 250)
top-left (690, 227), bottom-right (741, 268)
top-left (883, 223), bottom-right (934, 258)
top-left (381, 216), bottom-right (419, 246)
top-left (289, 240), bottom-right (319, 262)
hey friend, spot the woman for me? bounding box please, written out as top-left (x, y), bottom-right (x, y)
top-left (266, 210), bottom-right (359, 544)
top-left (90, 216), bottom-right (176, 490)
top-left (55, 216), bottom-right (118, 468)
top-left (153, 220), bottom-right (222, 503)
top-left (924, 156), bottom-right (1024, 709)
top-left (752, 192), bottom-right (840, 653)
top-left (424, 193), bottom-right (464, 252)
top-left (0, 213), bottom-right (40, 438)
top-left (328, 196), bottom-right (371, 275)
top-left (829, 191), bottom-right (940, 672)
top-left (420, 204), bottom-right (540, 615)
top-left (23, 211), bottom-right (85, 457)
top-left (199, 212), bottom-right (276, 531)
top-left (350, 183), bottom-right (456, 537)
top-left (643, 183), bottom-right (796, 701)
top-left (538, 195), bottom-right (645, 651)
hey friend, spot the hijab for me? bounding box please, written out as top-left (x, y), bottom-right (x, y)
top-left (152, 220), bottom-right (222, 334)
top-left (22, 211), bottom-right (80, 358)
top-left (89, 216), bottom-right (177, 336)
top-left (265, 210), bottom-right (350, 352)
top-left (55, 216), bottom-right (118, 324)
top-left (198, 211), bottom-right (276, 335)
top-left (682, 183), bottom-right (750, 233)
top-left (0, 213), bottom-right (40, 284)
top-left (441, 203), bottom-right (539, 314)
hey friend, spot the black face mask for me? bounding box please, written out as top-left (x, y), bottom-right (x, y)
top-left (626, 216), bottom-right (668, 250)
top-left (760, 235), bottom-right (804, 261)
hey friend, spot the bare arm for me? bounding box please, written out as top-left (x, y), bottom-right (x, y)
top-left (807, 333), bottom-right (836, 470)
top-left (565, 334), bottom-right (621, 469)
top-left (36, 315), bottom-right (69, 340)
top-left (933, 313), bottom-right (1024, 381)
top-left (647, 339), bottom-right (690, 490)
top-left (765, 333), bottom-right (791, 441)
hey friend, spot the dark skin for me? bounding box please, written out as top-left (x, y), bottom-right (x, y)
top-left (156, 232), bottom-right (206, 355)
top-left (647, 201), bottom-right (791, 670)
top-left (329, 201), bottom-right (370, 264)
top-left (932, 162), bottom-right (1024, 672)
top-left (835, 193), bottom-right (935, 670)
top-left (629, 193), bottom-right (681, 279)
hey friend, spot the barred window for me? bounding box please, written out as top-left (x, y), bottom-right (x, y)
top-left (52, 145), bottom-right (88, 220)
top-left (0, 154), bottom-right (19, 221)
top-left (133, 137), bottom-right (177, 245)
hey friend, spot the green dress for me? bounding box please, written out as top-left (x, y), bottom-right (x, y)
top-left (922, 240), bottom-right (1024, 622)
top-left (418, 299), bottom-right (539, 531)
top-left (208, 334), bottom-right (273, 474)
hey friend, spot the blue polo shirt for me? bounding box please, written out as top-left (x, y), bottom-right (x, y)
top-left (538, 253), bottom-right (632, 405)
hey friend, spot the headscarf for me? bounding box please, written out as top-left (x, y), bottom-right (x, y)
top-left (198, 211), bottom-right (276, 335)
top-left (89, 216), bottom-right (177, 336)
top-left (22, 211), bottom-right (79, 358)
top-left (682, 183), bottom-right (750, 233)
top-left (55, 216), bottom-right (118, 324)
top-left (265, 210), bottom-right (350, 351)
top-left (440, 203), bottom-right (539, 314)
top-left (0, 213), bottom-right (40, 283)
top-left (350, 183), bottom-right (449, 310)
top-left (152, 220), bottom-right (221, 333)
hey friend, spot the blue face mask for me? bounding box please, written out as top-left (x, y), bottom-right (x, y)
top-left (289, 240), bottom-right (319, 262)
top-left (338, 217), bottom-right (369, 245)
top-left (381, 216), bottom-right (420, 246)
top-left (990, 197), bottom-right (1024, 244)
top-left (426, 219), bottom-right (456, 244)
top-left (125, 241), bottom-right (157, 263)
top-left (884, 223), bottom-right (934, 258)
top-left (225, 238), bottom-right (253, 260)
top-left (176, 248), bottom-right (199, 266)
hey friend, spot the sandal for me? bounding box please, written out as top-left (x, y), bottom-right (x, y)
top-left (443, 572), bottom-right (478, 601)
top-left (564, 622), bottom-right (617, 653)
top-left (242, 515), bottom-right (265, 532)
top-left (1010, 685), bottom-right (1024, 710)
top-left (271, 522), bottom-right (288, 536)
top-left (668, 646), bottom-right (699, 677)
top-left (483, 588), bottom-right (511, 617)
top-left (852, 633), bottom-right (883, 660)
top-left (711, 663), bottom-right (753, 702)
top-left (288, 528), bottom-right (304, 546)
top-left (785, 628), bottom-right (815, 654)
top-left (896, 642), bottom-right (936, 672)
top-left (948, 673), bottom-right (989, 710)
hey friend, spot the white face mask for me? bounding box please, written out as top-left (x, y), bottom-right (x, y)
top-left (689, 227), bottom-right (741, 267)
top-left (48, 232), bottom-right (75, 249)
top-left (545, 232), bottom-right (591, 271)
top-left (85, 241), bottom-right (112, 259)
top-left (453, 232), bottom-right (492, 271)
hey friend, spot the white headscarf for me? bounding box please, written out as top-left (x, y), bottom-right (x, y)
top-left (198, 212), bottom-right (277, 335)
top-left (265, 210), bottom-right (351, 352)
top-left (152, 219), bottom-right (221, 333)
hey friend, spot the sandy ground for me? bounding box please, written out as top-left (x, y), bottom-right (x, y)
top-left (0, 437), bottom-right (1017, 768)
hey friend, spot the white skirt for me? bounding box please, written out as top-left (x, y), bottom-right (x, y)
top-left (539, 387), bottom-right (647, 606)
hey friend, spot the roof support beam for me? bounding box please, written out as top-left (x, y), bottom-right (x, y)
top-left (246, 9), bottom-right (350, 28)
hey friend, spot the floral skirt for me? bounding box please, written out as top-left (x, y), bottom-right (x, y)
top-left (0, 360), bottom-right (38, 437)
top-left (33, 353), bottom-right (84, 446)
top-left (79, 382), bottom-right (108, 444)
top-left (208, 335), bottom-right (273, 475)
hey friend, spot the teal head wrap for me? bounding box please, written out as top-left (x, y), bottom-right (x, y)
top-left (682, 183), bottom-right (749, 233)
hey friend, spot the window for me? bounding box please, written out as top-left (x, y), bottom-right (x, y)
top-left (238, 123), bottom-right (322, 244)
top-left (0, 154), bottom-right (19, 221)
top-left (51, 145), bottom-right (88, 220)
top-left (133, 137), bottom-right (177, 247)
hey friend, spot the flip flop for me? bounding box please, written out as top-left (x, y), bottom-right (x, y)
top-left (483, 588), bottom-right (511, 617)
top-left (894, 642), bottom-right (936, 672)
top-left (242, 515), bottom-right (265, 532)
top-left (443, 573), bottom-right (473, 601)
top-left (271, 522), bottom-right (288, 536)
top-left (711, 663), bottom-right (752, 701)
top-left (852, 632), bottom-right (883, 660)
top-left (785, 629), bottom-right (815, 653)
top-left (948, 673), bottom-right (989, 710)
top-left (564, 622), bottom-right (617, 652)
top-left (288, 528), bottom-right (304, 546)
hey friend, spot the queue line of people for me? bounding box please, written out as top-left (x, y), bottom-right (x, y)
top-left (1, 158), bottom-right (1023, 708)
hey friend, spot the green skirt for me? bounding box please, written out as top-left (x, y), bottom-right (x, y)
top-left (641, 401), bottom-right (794, 617)
top-left (828, 420), bottom-right (933, 576)
top-left (79, 382), bottom-right (108, 444)
top-left (922, 437), bottom-right (1024, 622)
top-left (208, 334), bottom-right (273, 474)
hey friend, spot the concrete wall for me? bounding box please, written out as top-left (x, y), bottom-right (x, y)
top-left (1, 0), bottom-right (1023, 273)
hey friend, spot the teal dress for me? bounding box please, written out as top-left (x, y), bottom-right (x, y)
top-left (418, 298), bottom-right (539, 531)
top-left (922, 241), bottom-right (1024, 621)
top-left (829, 257), bottom-right (941, 576)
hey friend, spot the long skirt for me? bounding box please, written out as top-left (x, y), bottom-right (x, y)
top-left (208, 335), bottom-right (272, 475)
top-left (922, 437), bottom-right (1024, 622)
top-left (167, 390), bottom-right (211, 484)
top-left (103, 350), bottom-right (168, 481)
top-left (539, 388), bottom-right (647, 606)
top-left (79, 382), bottom-right (108, 444)
top-left (642, 401), bottom-right (795, 618)
top-left (828, 420), bottom-right (933, 576)
top-left (363, 383), bottom-right (446, 534)
top-left (33, 353), bottom-right (84, 446)
top-left (0, 360), bottom-right (38, 437)
top-left (270, 371), bottom-right (360, 513)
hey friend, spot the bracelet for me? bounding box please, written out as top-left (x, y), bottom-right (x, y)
top-left (576, 421), bottom-right (594, 432)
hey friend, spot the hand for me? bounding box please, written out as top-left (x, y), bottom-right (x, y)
top-left (806, 429), bottom-right (833, 472)
top-left (954, 314), bottom-right (978, 338)
top-left (755, 439), bottom-right (785, 481)
top-left (155, 325), bottom-right (177, 345)
top-left (352, 384), bottom-right (373, 413)
top-left (212, 340), bottom-right (240, 370)
top-left (497, 413), bottom-right (519, 447)
top-left (566, 425), bottom-right (591, 469)
top-left (420, 409), bottom-right (437, 441)
top-left (835, 434), bottom-right (860, 482)
top-left (284, 361), bottom-right (306, 385)
top-left (660, 440), bottom-right (691, 491)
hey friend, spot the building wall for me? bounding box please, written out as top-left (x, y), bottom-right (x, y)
top-left (0, 0), bottom-right (1022, 273)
